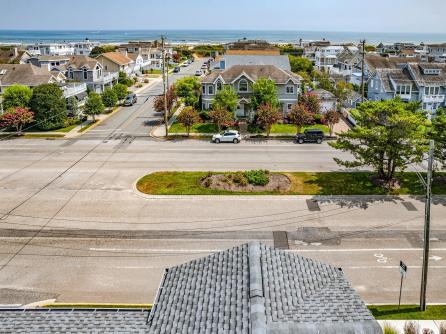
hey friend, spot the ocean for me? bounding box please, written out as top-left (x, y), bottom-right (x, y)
top-left (1, 30), bottom-right (446, 45)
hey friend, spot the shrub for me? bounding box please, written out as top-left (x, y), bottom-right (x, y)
top-left (404, 321), bottom-right (419, 334)
top-left (383, 323), bottom-right (399, 334)
top-left (422, 330), bottom-right (433, 334)
top-left (199, 110), bottom-right (211, 121)
top-left (244, 169), bottom-right (270, 186)
top-left (203, 178), bottom-right (212, 188)
top-left (232, 172), bottom-right (248, 186)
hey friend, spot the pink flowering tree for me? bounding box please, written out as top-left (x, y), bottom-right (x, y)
top-left (0, 107), bottom-right (35, 133)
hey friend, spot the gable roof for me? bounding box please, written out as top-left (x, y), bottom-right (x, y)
top-left (147, 242), bottom-right (381, 334)
top-left (66, 55), bottom-right (100, 70)
top-left (202, 65), bottom-right (301, 85)
top-left (374, 68), bottom-right (416, 93)
top-left (0, 64), bottom-right (56, 87)
top-left (407, 62), bottom-right (446, 86)
top-left (98, 52), bottom-right (133, 65)
top-left (218, 55), bottom-right (291, 71)
top-left (364, 54), bottom-right (421, 72)
top-left (310, 89), bottom-right (338, 100)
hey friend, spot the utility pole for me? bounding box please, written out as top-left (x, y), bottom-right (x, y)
top-left (360, 39), bottom-right (366, 103)
top-left (161, 36), bottom-right (168, 137)
top-left (420, 140), bottom-right (435, 311)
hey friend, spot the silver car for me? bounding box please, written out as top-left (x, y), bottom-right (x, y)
top-left (212, 130), bottom-right (241, 144)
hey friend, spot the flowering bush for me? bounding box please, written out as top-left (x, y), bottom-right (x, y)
top-left (0, 107), bottom-right (34, 133)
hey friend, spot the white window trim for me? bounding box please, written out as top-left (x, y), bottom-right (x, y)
top-left (208, 85), bottom-right (214, 95)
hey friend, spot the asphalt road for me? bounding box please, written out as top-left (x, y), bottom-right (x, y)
top-left (0, 60), bottom-right (445, 306)
top-left (81, 59), bottom-right (204, 140)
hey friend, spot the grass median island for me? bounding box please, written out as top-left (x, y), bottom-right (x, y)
top-left (136, 171), bottom-right (446, 196)
top-left (368, 305), bottom-right (446, 320)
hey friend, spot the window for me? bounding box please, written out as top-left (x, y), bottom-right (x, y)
top-left (424, 86), bottom-right (440, 95)
top-left (370, 80), bottom-right (374, 88)
top-left (83, 68), bottom-right (88, 80)
top-left (208, 103), bottom-right (213, 110)
top-left (202, 85), bottom-right (206, 94)
top-left (287, 104), bottom-right (292, 111)
top-left (68, 69), bottom-right (73, 79)
top-left (286, 85), bottom-right (295, 94)
top-left (396, 85), bottom-right (410, 95)
top-left (238, 79), bottom-right (248, 92)
top-left (208, 85), bottom-right (214, 95)
top-left (216, 81), bottom-right (222, 91)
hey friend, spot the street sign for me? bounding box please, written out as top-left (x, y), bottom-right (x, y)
top-left (400, 261), bottom-right (407, 277)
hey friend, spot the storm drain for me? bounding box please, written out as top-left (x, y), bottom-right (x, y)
top-left (306, 199), bottom-right (321, 212)
top-left (402, 202), bottom-right (418, 211)
top-left (273, 231), bottom-right (289, 250)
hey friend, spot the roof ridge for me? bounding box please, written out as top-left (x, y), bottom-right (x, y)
top-left (248, 241), bottom-right (266, 334)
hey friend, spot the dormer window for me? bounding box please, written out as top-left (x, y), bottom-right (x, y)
top-left (83, 68), bottom-right (88, 80)
top-left (238, 79), bottom-right (248, 92)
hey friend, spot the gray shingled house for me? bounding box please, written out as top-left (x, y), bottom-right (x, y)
top-left (0, 242), bottom-right (381, 333)
top-left (147, 242), bottom-right (382, 334)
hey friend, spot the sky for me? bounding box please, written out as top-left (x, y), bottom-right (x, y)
top-left (1, 0), bottom-right (446, 33)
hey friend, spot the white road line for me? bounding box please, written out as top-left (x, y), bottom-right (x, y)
top-left (89, 248), bottom-right (220, 253)
top-left (347, 266), bottom-right (446, 269)
top-left (290, 248), bottom-right (446, 252)
top-left (90, 248), bottom-right (446, 253)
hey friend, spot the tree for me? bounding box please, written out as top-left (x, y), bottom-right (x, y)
top-left (209, 106), bottom-right (233, 132)
top-left (172, 53), bottom-right (182, 63)
top-left (112, 83), bottom-right (128, 101)
top-left (429, 108), bottom-right (446, 167)
top-left (175, 76), bottom-right (201, 107)
top-left (325, 109), bottom-right (340, 136)
top-left (329, 100), bottom-right (427, 183)
top-left (0, 107), bottom-right (34, 133)
top-left (153, 86), bottom-right (177, 115)
top-left (212, 86), bottom-right (238, 112)
top-left (176, 106), bottom-right (200, 136)
top-left (334, 81), bottom-right (354, 105)
top-left (289, 55), bottom-right (313, 75)
top-left (66, 96), bottom-right (79, 115)
top-left (256, 103), bottom-right (282, 137)
top-left (29, 83), bottom-right (67, 130)
top-left (89, 45), bottom-right (117, 57)
top-left (288, 104), bottom-right (314, 134)
top-left (314, 70), bottom-right (334, 92)
top-left (101, 88), bottom-right (118, 109)
top-left (251, 78), bottom-right (279, 110)
top-left (84, 92), bottom-right (105, 121)
top-left (118, 71), bottom-right (134, 86)
top-left (2, 84), bottom-right (33, 110)
top-left (300, 93), bottom-right (321, 115)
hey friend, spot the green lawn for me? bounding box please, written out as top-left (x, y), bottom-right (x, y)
top-left (136, 171), bottom-right (446, 196)
top-left (169, 122), bottom-right (220, 134)
top-left (49, 121), bottom-right (81, 133)
top-left (369, 305), bottom-right (446, 320)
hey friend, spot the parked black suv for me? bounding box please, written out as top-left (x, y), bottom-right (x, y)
top-left (295, 129), bottom-right (324, 144)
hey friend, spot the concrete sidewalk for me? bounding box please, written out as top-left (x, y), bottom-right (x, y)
top-left (151, 104), bottom-right (185, 137)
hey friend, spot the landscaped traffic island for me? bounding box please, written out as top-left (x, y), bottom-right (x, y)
top-left (136, 171), bottom-right (446, 196)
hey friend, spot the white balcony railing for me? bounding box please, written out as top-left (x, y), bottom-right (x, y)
top-left (95, 72), bottom-right (119, 85)
top-left (422, 94), bottom-right (445, 103)
top-left (62, 83), bottom-right (87, 98)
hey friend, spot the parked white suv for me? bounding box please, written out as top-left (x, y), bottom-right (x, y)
top-left (212, 130), bottom-right (241, 144)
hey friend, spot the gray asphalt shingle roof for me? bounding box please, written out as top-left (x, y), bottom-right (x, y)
top-left (0, 309), bottom-right (149, 334)
top-left (218, 55), bottom-right (291, 71)
top-left (0, 243), bottom-right (381, 334)
top-left (147, 242), bottom-right (381, 334)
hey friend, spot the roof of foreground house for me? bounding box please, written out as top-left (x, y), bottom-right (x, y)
top-left (0, 309), bottom-right (149, 334)
top-left (147, 242), bottom-right (381, 334)
top-left (202, 65), bottom-right (301, 85)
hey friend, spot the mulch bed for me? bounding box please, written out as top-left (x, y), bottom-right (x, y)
top-left (200, 173), bottom-right (291, 192)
